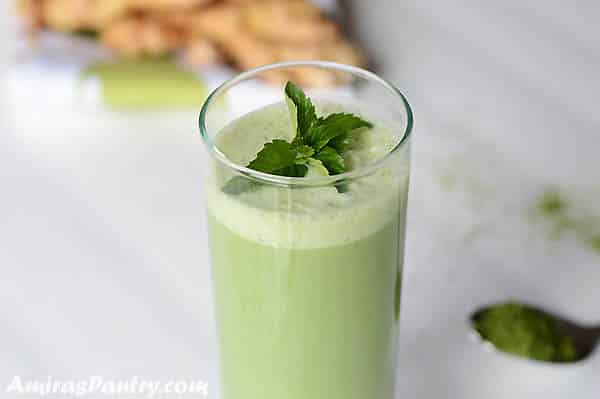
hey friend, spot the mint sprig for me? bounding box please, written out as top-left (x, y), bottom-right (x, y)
top-left (313, 146), bottom-right (345, 175)
top-left (222, 81), bottom-right (372, 194)
top-left (309, 113), bottom-right (372, 151)
top-left (285, 81), bottom-right (317, 145)
top-left (247, 139), bottom-right (300, 175)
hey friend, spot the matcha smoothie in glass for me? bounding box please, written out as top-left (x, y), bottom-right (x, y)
top-left (199, 62), bottom-right (413, 399)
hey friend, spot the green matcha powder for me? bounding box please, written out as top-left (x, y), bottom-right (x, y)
top-left (473, 302), bottom-right (579, 363)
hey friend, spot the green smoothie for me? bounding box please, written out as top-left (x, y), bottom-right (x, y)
top-left (206, 102), bottom-right (409, 399)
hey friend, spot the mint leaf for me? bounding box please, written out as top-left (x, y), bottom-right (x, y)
top-left (285, 81), bottom-right (316, 144)
top-left (240, 139), bottom-right (311, 181)
top-left (328, 133), bottom-right (352, 152)
top-left (314, 146), bottom-right (345, 175)
top-left (294, 144), bottom-right (315, 160)
top-left (274, 164), bottom-right (308, 177)
top-left (308, 113), bottom-right (372, 151)
top-left (248, 139), bottom-right (298, 174)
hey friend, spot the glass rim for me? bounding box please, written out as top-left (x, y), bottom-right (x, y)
top-left (198, 61), bottom-right (414, 187)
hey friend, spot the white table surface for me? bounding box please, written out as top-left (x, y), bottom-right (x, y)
top-left (2, 2), bottom-right (599, 398)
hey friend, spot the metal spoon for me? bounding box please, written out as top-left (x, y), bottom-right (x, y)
top-left (471, 304), bottom-right (600, 362)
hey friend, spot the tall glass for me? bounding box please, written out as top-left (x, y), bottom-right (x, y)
top-left (199, 61), bottom-right (413, 399)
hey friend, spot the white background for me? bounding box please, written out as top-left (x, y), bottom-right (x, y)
top-left (1, 1), bottom-right (599, 398)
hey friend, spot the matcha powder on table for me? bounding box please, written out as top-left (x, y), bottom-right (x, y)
top-left (473, 302), bottom-right (579, 363)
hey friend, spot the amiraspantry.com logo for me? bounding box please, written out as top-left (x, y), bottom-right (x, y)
top-left (5, 376), bottom-right (209, 397)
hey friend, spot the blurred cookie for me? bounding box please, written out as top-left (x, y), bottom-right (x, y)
top-left (184, 38), bottom-right (222, 65)
top-left (242, 0), bottom-right (338, 45)
top-left (40, 0), bottom-right (129, 31)
top-left (185, 3), bottom-right (240, 41)
top-left (42, 0), bottom-right (94, 31)
top-left (320, 40), bottom-right (364, 66)
top-left (101, 15), bottom-right (184, 57)
top-left (126, 0), bottom-right (210, 12)
top-left (17, 0), bottom-right (44, 30)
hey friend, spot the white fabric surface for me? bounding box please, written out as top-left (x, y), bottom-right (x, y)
top-left (2, 1), bottom-right (599, 398)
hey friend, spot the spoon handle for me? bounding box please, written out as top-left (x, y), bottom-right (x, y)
top-left (591, 326), bottom-right (600, 339)
top-left (573, 325), bottom-right (600, 356)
